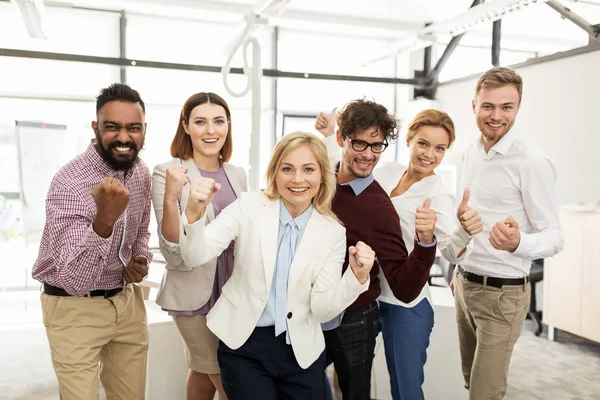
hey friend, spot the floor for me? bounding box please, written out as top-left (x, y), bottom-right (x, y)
top-left (1, 291), bottom-right (599, 400)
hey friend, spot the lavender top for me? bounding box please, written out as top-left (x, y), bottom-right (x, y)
top-left (167, 166), bottom-right (237, 316)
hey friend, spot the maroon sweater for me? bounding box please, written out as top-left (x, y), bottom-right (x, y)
top-left (332, 180), bottom-right (436, 310)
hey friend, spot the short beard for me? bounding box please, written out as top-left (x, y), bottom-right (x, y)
top-left (94, 130), bottom-right (142, 171)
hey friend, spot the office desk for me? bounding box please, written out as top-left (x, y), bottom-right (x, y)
top-left (370, 287), bottom-right (467, 400)
top-left (544, 209), bottom-right (600, 343)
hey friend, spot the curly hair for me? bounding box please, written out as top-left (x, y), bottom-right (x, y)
top-left (337, 98), bottom-right (398, 142)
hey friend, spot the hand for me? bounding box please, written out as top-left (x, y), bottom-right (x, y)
top-left (123, 256), bottom-right (149, 283)
top-left (457, 188), bottom-right (483, 236)
top-left (92, 177), bottom-right (129, 237)
top-left (449, 280), bottom-right (455, 297)
top-left (164, 166), bottom-right (189, 202)
top-left (315, 107), bottom-right (337, 137)
top-left (185, 177), bottom-right (221, 224)
top-left (415, 198), bottom-right (436, 244)
top-left (348, 241), bottom-right (375, 285)
top-left (489, 216), bottom-right (521, 252)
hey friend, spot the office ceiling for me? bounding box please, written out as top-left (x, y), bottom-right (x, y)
top-left (52, 0), bottom-right (597, 54)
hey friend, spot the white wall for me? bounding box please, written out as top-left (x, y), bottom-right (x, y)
top-left (435, 49), bottom-right (600, 205)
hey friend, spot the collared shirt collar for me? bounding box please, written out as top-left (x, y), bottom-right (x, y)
top-left (334, 162), bottom-right (375, 196)
top-left (479, 129), bottom-right (518, 157)
top-left (85, 140), bottom-right (136, 181)
top-left (279, 200), bottom-right (313, 230)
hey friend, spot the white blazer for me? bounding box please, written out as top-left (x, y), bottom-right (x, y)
top-left (180, 192), bottom-right (369, 369)
top-left (151, 158), bottom-right (247, 311)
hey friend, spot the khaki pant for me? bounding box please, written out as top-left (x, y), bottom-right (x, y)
top-left (41, 284), bottom-right (149, 400)
top-left (454, 270), bottom-right (530, 400)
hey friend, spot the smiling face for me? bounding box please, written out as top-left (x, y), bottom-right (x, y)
top-left (275, 144), bottom-right (322, 217)
top-left (92, 100), bottom-right (146, 170)
top-left (407, 125), bottom-right (450, 176)
top-left (336, 126), bottom-right (385, 183)
top-left (184, 103), bottom-right (229, 160)
top-left (473, 84), bottom-right (520, 151)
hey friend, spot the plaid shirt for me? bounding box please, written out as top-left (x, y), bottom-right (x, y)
top-left (32, 143), bottom-right (153, 296)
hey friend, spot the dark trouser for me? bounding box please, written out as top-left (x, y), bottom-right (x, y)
top-left (379, 299), bottom-right (434, 400)
top-left (217, 326), bottom-right (328, 400)
top-left (323, 301), bottom-right (380, 400)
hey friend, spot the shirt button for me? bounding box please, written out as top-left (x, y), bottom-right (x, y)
top-left (287, 312), bottom-right (292, 319)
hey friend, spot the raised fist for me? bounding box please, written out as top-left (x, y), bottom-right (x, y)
top-left (164, 165), bottom-right (189, 202)
top-left (92, 177), bottom-right (129, 237)
top-left (185, 176), bottom-right (221, 224)
top-left (348, 241), bottom-right (375, 284)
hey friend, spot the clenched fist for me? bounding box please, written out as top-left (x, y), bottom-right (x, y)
top-left (315, 107), bottom-right (337, 137)
top-left (415, 198), bottom-right (436, 244)
top-left (185, 176), bottom-right (221, 224)
top-left (164, 165), bottom-right (189, 202)
top-left (457, 188), bottom-right (483, 236)
top-left (489, 216), bottom-right (521, 252)
top-left (92, 177), bottom-right (129, 238)
top-left (123, 255), bottom-right (149, 283)
top-left (348, 241), bottom-right (375, 285)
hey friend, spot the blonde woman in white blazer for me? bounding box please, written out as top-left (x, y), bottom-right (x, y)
top-left (181, 132), bottom-right (376, 400)
top-left (151, 92), bottom-right (246, 400)
top-left (317, 109), bottom-right (483, 400)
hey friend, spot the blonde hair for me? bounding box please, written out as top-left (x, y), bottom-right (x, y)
top-left (406, 109), bottom-right (456, 148)
top-left (264, 132), bottom-right (338, 221)
top-left (475, 67), bottom-right (523, 104)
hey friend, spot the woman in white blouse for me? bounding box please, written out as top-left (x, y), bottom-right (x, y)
top-left (316, 109), bottom-right (483, 400)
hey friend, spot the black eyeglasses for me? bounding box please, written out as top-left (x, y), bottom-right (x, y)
top-left (347, 138), bottom-right (388, 154)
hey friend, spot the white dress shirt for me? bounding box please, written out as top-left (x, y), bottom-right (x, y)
top-left (460, 130), bottom-right (564, 278)
top-left (375, 162), bottom-right (473, 308)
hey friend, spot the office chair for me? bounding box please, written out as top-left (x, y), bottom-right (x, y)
top-left (528, 259), bottom-right (544, 336)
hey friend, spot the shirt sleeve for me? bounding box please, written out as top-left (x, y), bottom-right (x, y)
top-left (131, 180), bottom-right (153, 263)
top-left (513, 156), bottom-right (564, 259)
top-left (151, 163), bottom-right (185, 267)
top-left (44, 180), bottom-right (115, 296)
top-left (432, 194), bottom-right (474, 264)
top-left (310, 228), bottom-right (369, 322)
top-left (375, 200), bottom-right (437, 303)
top-left (181, 199), bottom-right (242, 268)
top-left (323, 135), bottom-right (342, 167)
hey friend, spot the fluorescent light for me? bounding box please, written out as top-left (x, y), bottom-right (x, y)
top-left (10, 0), bottom-right (46, 39)
top-left (423, 0), bottom-right (549, 37)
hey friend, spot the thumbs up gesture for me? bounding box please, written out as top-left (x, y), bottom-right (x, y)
top-left (348, 241), bottom-right (375, 285)
top-left (489, 216), bottom-right (521, 252)
top-left (457, 188), bottom-right (483, 236)
top-left (315, 107), bottom-right (337, 137)
top-left (185, 177), bottom-right (221, 224)
top-left (415, 198), bottom-right (436, 244)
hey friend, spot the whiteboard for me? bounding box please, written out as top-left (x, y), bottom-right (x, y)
top-left (15, 121), bottom-right (75, 233)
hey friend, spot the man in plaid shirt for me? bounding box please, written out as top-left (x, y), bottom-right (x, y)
top-left (32, 83), bottom-right (153, 400)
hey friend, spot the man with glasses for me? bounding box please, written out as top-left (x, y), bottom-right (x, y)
top-left (315, 99), bottom-right (437, 400)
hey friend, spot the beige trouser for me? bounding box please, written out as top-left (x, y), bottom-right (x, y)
top-left (41, 284), bottom-right (149, 400)
top-left (454, 269), bottom-right (530, 400)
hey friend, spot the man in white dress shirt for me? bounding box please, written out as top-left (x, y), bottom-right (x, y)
top-left (453, 67), bottom-right (564, 399)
